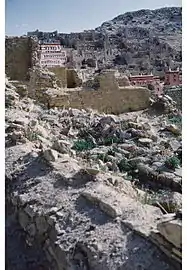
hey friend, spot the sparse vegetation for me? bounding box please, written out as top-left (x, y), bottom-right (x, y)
top-left (118, 159), bottom-right (133, 172)
top-left (24, 128), bottom-right (38, 141)
top-left (164, 156), bottom-right (180, 170)
top-left (107, 149), bottom-right (116, 156)
top-left (72, 139), bottom-right (95, 152)
top-left (97, 153), bottom-right (110, 163)
top-left (168, 115), bottom-right (182, 125)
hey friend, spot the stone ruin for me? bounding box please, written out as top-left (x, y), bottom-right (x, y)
top-left (5, 37), bottom-right (182, 270)
top-left (5, 37), bottom-right (152, 114)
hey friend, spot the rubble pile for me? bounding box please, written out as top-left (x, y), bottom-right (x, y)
top-left (150, 211), bottom-right (182, 265)
top-left (5, 76), bottom-right (20, 108)
top-left (5, 79), bottom-right (182, 269)
top-left (150, 95), bottom-right (179, 114)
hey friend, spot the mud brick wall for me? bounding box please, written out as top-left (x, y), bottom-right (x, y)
top-left (48, 86), bottom-right (151, 114)
top-left (48, 67), bottom-right (67, 88)
top-left (5, 37), bottom-right (38, 81)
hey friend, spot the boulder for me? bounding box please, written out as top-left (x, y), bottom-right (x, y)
top-left (165, 124), bottom-right (181, 136)
top-left (52, 140), bottom-right (72, 154)
top-left (43, 148), bottom-right (58, 162)
top-left (138, 138), bottom-right (153, 146)
top-left (157, 218), bottom-right (182, 249)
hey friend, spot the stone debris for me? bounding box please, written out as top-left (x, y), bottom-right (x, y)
top-left (43, 148), bottom-right (59, 162)
top-left (157, 218), bottom-right (182, 249)
top-left (165, 124), bottom-right (181, 135)
top-left (5, 76), bottom-right (20, 107)
top-left (150, 95), bottom-right (179, 114)
top-left (150, 212), bottom-right (182, 266)
top-left (81, 182), bottom-right (162, 236)
top-left (5, 77), bottom-right (182, 269)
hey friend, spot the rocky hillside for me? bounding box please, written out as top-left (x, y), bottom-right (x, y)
top-left (57, 7), bottom-right (182, 74)
top-left (6, 78), bottom-right (182, 269)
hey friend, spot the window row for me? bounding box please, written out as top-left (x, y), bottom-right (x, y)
top-left (42, 54), bottom-right (66, 59)
top-left (41, 46), bottom-right (61, 51)
top-left (131, 81), bottom-right (153, 85)
top-left (41, 51), bottom-right (66, 55)
top-left (41, 60), bottom-right (62, 64)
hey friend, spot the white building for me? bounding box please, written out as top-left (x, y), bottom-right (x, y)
top-left (39, 43), bottom-right (67, 68)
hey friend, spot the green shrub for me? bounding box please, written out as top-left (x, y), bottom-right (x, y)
top-left (24, 128), bottom-right (38, 141)
top-left (118, 159), bottom-right (132, 172)
top-left (97, 153), bottom-right (110, 163)
top-left (72, 139), bottom-right (95, 152)
top-left (107, 149), bottom-right (116, 156)
top-left (164, 156), bottom-right (180, 170)
top-left (168, 115), bottom-right (182, 125)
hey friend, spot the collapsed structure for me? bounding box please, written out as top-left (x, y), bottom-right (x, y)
top-left (5, 36), bottom-right (182, 270)
top-left (5, 37), bottom-right (152, 114)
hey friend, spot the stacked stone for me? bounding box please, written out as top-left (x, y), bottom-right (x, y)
top-left (28, 67), bottom-right (61, 103)
top-left (150, 211), bottom-right (182, 267)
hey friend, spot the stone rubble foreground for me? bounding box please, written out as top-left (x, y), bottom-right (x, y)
top-left (5, 79), bottom-right (182, 270)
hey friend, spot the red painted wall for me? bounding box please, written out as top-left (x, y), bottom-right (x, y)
top-left (165, 71), bottom-right (181, 86)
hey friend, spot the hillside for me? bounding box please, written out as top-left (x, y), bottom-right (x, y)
top-left (58, 7), bottom-right (182, 74)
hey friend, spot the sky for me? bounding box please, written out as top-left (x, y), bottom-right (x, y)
top-left (5, 0), bottom-right (182, 36)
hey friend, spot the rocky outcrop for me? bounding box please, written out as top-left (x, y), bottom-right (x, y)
top-left (150, 212), bottom-right (182, 266)
top-left (150, 94), bottom-right (179, 114)
top-left (6, 142), bottom-right (177, 270)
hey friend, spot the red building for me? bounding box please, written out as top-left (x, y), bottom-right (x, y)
top-left (129, 74), bottom-right (163, 96)
top-left (164, 69), bottom-right (182, 86)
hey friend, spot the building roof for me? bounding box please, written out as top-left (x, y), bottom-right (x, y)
top-left (129, 74), bottom-right (154, 77)
top-left (129, 75), bottom-right (154, 80)
top-left (165, 70), bottom-right (180, 74)
top-left (41, 43), bottom-right (61, 46)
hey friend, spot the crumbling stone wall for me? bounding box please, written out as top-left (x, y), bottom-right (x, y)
top-left (48, 86), bottom-right (150, 114)
top-left (116, 76), bottom-right (131, 87)
top-left (48, 67), bottom-right (67, 88)
top-left (83, 70), bottom-right (120, 91)
top-left (28, 67), bottom-right (62, 101)
top-left (45, 71), bottom-right (150, 113)
top-left (5, 37), bottom-right (39, 81)
top-left (66, 69), bottom-right (82, 88)
top-left (96, 70), bottom-right (119, 91)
